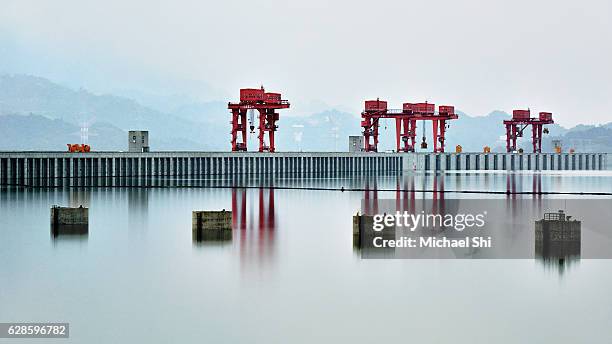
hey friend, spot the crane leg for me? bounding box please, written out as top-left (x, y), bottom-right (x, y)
top-left (240, 111), bottom-right (247, 150)
top-left (257, 109), bottom-right (266, 152)
top-left (395, 118), bottom-right (401, 152)
top-left (269, 111), bottom-right (276, 153)
top-left (432, 119), bottom-right (439, 153)
top-left (410, 120), bottom-right (416, 152)
top-left (402, 118), bottom-right (410, 152)
top-left (439, 120), bottom-right (446, 153)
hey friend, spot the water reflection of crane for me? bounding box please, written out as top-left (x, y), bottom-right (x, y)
top-left (396, 174), bottom-right (415, 214)
top-left (363, 174), bottom-right (446, 215)
top-left (363, 179), bottom-right (378, 215)
top-left (232, 187), bottom-right (276, 268)
top-left (505, 173), bottom-right (543, 196)
top-left (504, 173), bottom-right (545, 225)
top-left (431, 173), bottom-right (445, 215)
top-left (535, 210), bottom-right (581, 276)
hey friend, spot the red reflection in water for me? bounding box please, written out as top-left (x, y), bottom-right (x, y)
top-left (363, 179), bottom-right (378, 215)
top-left (366, 174), bottom-right (445, 215)
top-left (232, 188), bottom-right (276, 268)
top-left (431, 174), bottom-right (445, 215)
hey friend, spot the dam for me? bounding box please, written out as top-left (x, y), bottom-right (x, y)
top-left (0, 151), bottom-right (609, 187)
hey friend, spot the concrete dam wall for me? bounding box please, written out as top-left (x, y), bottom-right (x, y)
top-left (0, 151), bottom-right (609, 187)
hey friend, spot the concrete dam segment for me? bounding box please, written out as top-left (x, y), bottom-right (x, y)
top-left (0, 151), bottom-right (609, 186)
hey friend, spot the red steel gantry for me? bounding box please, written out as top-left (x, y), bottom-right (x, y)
top-left (361, 99), bottom-right (458, 153)
top-left (229, 86), bottom-right (290, 152)
top-left (503, 109), bottom-right (553, 153)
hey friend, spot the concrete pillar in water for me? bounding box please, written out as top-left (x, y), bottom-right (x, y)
top-left (352, 214), bottom-right (395, 251)
top-left (419, 154), bottom-right (427, 171)
top-left (81, 158), bottom-right (86, 178)
top-left (50, 205), bottom-right (89, 237)
top-left (596, 154), bottom-right (601, 170)
top-left (353, 214), bottom-right (378, 248)
top-left (23, 158), bottom-right (29, 186)
top-left (64, 158), bottom-right (70, 186)
top-left (192, 210), bottom-right (232, 242)
top-left (16, 158), bottom-right (21, 184)
top-left (438, 154), bottom-right (446, 172)
top-left (353, 214), bottom-right (369, 247)
top-left (53, 158), bottom-right (64, 180)
top-left (535, 210), bottom-right (581, 261)
top-left (6, 158), bottom-right (12, 185)
top-left (526, 154), bottom-right (532, 171)
top-left (480, 153), bottom-right (486, 170)
top-left (550, 154), bottom-right (555, 171)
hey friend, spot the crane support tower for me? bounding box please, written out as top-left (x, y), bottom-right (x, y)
top-left (360, 99), bottom-right (458, 153)
top-left (503, 109), bottom-right (553, 153)
top-left (229, 86), bottom-right (290, 152)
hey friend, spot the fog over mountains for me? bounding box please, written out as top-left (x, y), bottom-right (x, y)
top-left (1, 74), bottom-right (611, 153)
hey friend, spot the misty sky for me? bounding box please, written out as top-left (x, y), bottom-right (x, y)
top-left (1, 0), bottom-right (611, 126)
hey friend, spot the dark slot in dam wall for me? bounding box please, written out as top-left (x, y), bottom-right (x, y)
top-left (0, 151), bottom-right (608, 186)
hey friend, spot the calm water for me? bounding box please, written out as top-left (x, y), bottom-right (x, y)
top-left (1, 172), bottom-right (612, 343)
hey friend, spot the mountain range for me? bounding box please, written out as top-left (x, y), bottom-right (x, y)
top-left (1, 74), bottom-right (611, 153)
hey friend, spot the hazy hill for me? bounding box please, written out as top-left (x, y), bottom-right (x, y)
top-left (0, 74), bottom-right (610, 152)
top-left (545, 126), bottom-right (612, 153)
top-left (0, 114), bottom-right (124, 151)
top-left (0, 74), bottom-right (216, 150)
top-left (0, 114), bottom-right (206, 151)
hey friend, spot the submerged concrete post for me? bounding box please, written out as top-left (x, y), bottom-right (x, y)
top-left (50, 205), bottom-right (89, 237)
top-left (192, 210), bottom-right (232, 242)
top-left (6, 158), bottom-right (12, 185)
top-left (535, 210), bottom-right (581, 259)
top-left (353, 214), bottom-right (375, 248)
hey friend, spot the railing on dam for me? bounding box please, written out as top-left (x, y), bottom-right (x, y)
top-left (0, 152), bottom-right (608, 186)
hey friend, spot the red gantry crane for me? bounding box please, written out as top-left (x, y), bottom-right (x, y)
top-left (229, 86), bottom-right (290, 152)
top-left (361, 99), bottom-right (458, 152)
top-left (503, 109), bottom-right (553, 153)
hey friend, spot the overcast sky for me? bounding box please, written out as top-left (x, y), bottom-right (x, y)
top-left (1, 0), bottom-right (611, 126)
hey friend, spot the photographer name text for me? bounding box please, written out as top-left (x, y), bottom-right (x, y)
top-left (373, 236), bottom-right (493, 248)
